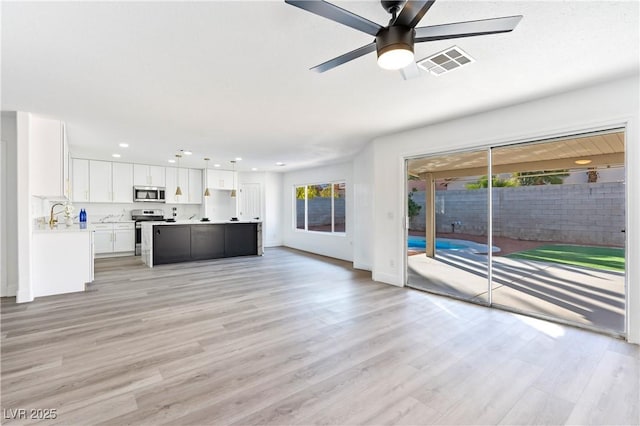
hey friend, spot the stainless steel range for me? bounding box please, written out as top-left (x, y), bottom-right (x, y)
top-left (131, 209), bottom-right (165, 255)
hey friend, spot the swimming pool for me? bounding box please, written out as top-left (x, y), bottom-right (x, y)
top-left (408, 236), bottom-right (466, 250)
top-left (408, 236), bottom-right (500, 254)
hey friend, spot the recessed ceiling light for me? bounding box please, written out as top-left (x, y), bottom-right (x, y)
top-left (235, 157), bottom-right (242, 161)
top-left (213, 164), bottom-right (221, 168)
top-left (574, 159), bottom-right (592, 165)
top-left (251, 168), bottom-right (258, 171)
top-left (168, 159), bottom-right (176, 163)
top-left (119, 143), bottom-right (129, 148)
top-left (183, 150), bottom-right (192, 155)
top-left (112, 153), bottom-right (121, 158)
top-left (276, 162), bottom-right (285, 166)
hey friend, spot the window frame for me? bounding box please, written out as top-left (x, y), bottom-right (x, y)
top-left (293, 180), bottom-right (346, 235)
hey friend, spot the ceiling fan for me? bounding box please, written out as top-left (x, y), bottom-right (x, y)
top-left (285, 0), bottom-right (522, 77)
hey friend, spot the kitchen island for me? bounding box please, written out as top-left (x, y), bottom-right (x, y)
top-left (141, 220), bottom-right (262, 267)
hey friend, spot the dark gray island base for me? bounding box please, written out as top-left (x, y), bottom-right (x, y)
top-left (141, 221), bottom-right (262, 267)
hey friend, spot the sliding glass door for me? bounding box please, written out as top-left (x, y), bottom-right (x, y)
top-left (406, 129), bottom-right (626, 334)
top-left (490, 131), bottom-right (626, 333)
top-left (406, 150), bottom-right (490, 304)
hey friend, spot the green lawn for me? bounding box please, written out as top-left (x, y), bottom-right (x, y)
top-left (506, 244), bottom-right (625, 272)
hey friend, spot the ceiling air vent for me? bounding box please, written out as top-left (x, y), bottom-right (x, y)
top-left (417, 46), bottom-right (474, 76)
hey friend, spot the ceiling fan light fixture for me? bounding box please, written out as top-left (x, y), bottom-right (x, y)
top-left (376, 26), bottom-right (415, 70)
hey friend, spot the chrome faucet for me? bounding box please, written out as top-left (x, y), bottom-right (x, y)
top-left (49, 202), bottom-right (65, 227)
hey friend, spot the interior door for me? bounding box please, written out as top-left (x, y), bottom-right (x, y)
top-left (239, 183), bottom-right (261, 220)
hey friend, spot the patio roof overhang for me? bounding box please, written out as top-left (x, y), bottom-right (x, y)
top-left (408, 130), bottom-right (625, 179)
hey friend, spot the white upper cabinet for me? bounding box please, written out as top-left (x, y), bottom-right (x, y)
top-left (89, 160), bottom-right (113, 203)
top-left (164, 167), bottom-right (202, 204)
top-left (177, 168), bottom-right (189, 204)
top-left (68, 159), bottom-right (201, 205)
top-left (149, 166), bottom-right (165, 187)
top-left (133, 165), bottom-right (148, 186)
top-left (164, 167), bottom-right (178, 204)
top-left (71, 158), bottom-right (90, 202)
top-left (29, 114), bottom-right (69, 199)
top-left (134, 164), bottom-right (165, 187)
top-left (112, 162), bottom-right (133, 203)
top-left (88, 161), bottom-right (133, 203)
top-left (207, 170), bottom-right (235, 190)
top-left (188, 169), bottom-right (202, 204)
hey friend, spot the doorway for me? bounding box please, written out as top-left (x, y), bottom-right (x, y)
top-left (406, 129), bottom-right (626, 334)
top-left (239, 183), bottom-right (262, 221)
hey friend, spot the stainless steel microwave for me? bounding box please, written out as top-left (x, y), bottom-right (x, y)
top-left (133, 186), bottom-right (165, 203)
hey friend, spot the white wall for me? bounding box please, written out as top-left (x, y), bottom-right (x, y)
top-left (366, 75), bottom-right (640, 342)
top-left (1, 112), bottom-right (31, 299)
top-left (0, 112), bottom-right (35, 301)
top-left (0, 140), bottom-right (4, 296)
top-left (16, 113), bottom-right (33, 302)
top-left (264, 172), bottom-right (283, 247)
top-left (204, 190), bottom-right (236, 221)
top-left (0, 114), bottom-right (13, 297)
top-left (352, 143), bottom-right (374, 271)
top-left (282, 162), bottom-right (353, 261)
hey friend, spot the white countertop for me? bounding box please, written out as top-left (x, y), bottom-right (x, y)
top-left (142, 220), bottom-right (262, 226)
top-left (90, 220), bottom-right (135, 223)
top-left (33, 223), bottom-right (93, 233)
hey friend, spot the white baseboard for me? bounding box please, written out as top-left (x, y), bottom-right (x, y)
top-left (353, 261), bottom-right (372, 271)
top-left (372, 271), bottom-right (404, 287)
top-left (16, 283), bottom-right (33, 303)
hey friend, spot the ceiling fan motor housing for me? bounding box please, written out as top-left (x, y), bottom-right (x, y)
top-left (376, 26), bottom-right (415, 58)
top-left (380, 0), bottom-right (405, 14)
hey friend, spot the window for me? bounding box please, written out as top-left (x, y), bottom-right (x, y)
top-left (295, 181), bottom-right (346, 233)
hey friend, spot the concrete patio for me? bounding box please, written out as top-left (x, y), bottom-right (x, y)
top-left (407, 250), bottom-right (625, 333)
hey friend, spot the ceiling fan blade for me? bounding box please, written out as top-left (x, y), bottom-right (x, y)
top-left (400, 62), bottom-right (421, 80)
top-left (415, 15), bottom-right (522, 43)
top-left (394, 0), bottom-right (436, 28)
top-left (310, 42), bottom-right (377, 73)
top-left (285, 0), bottom-right (383, 37)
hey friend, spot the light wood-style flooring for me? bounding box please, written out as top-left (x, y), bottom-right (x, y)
top-left (1, 247), bottom-right (638, 425)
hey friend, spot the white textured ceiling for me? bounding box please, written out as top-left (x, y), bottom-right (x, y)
top-left (2, 1), bottom-right (638, 171)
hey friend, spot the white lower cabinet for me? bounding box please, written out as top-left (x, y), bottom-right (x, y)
top-left (93, 227), bottom-right (114, 254)
top-left (114, 225), bottom-right (135, 252)
top-left (92, 223), bottom-right (135, 255)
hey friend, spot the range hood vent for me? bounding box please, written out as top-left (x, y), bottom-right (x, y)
top-left (417, 46), bottom-right (474, 76)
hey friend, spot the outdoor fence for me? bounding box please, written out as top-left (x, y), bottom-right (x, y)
top-left (296, 198), bottom-right (346, 229)
top-left (409, 182), bottom-right (624, 246)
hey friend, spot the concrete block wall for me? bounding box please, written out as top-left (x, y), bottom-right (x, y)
top-left (296, 198), bottom-right (346, 227)
top-left (409, 182), bottom-right (625, 246)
